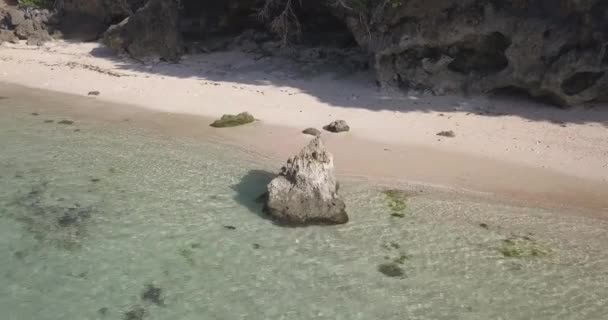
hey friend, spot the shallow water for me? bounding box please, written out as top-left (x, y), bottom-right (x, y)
top-left (1, 97), bottom-right (608, 320)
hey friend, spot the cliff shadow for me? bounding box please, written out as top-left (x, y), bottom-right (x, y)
top-left (87, 42), bottom-right (608, 128)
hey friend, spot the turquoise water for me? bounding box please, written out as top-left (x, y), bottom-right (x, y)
top-left (1, 98), bottom-right (608, 320)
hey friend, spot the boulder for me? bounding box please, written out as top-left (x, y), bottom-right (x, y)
top-left (14, 18), bottom-right (51, 44)
top-left (102, 0), bottom-right (181, 61)
top-left (26, 29), bottom-right (52, 45)
top-left (0, 29), bottom-right (17, 43)
top-left (323, 120), bottom-right (350, 133)
top-left (6, 7), bottom-right (24, 26)
top-left (302, 127), bottom-right (322, 137)
top-left (264, 137), bottom-right (348, 225)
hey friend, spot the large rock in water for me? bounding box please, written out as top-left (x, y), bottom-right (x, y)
top-left (264, 137), bottom-right (348, 225)
top-left (102, 0), bottom-right (181, 61)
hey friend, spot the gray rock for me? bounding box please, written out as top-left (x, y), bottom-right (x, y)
top-left (7, 8), bottom-right (24, 27)
top-left (264, 137), bottom-right (348, 225)
top-left (0, 29), bottom-right (17, 44)
top-left (323, 120), bottom-right (350, 133)
top-left (302, 127), bottom-right (321, 137)
top-left (26, 29), bottom-right (52, 46)
top-left (14, 19), bottom-right (34, 39)
top-left (102, 0), bottom-right (181, 61)
top-left (341, 0), bottom-right (608, 106)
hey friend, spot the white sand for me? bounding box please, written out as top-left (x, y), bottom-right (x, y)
top-left (1, 40), bottom-right (607, 212)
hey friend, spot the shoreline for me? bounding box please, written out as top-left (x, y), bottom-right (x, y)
top-left (2, 82), bottom-right (608, 216)
top-left (1, 41), bottom-right (607, 214)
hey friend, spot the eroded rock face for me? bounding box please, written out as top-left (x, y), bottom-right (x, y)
top-left (339, 0), bottom-right (608, 106)
top-left (0, 6), bottom-right (56, 45)
top-left (265, 137), bottom-right (348, 225)
top-left (102, 0), bottom-right (181, 61)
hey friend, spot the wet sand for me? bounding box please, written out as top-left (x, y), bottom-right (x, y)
top-left (1, 82), bottom-right (607, 216)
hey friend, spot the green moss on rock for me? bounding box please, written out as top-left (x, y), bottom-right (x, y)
top-left (210, 112), bottom-right (255, 128)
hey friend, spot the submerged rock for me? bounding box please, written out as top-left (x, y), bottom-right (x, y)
top-left (123, 306), bottom-right (146, 320)
top-left (377, 262), bottom-right (404, 278)
top-left (141, 284), bottom-right (165, 307)
top-left (323, 120), bottom-right (350, 133)
top-left (264, 137), bottom-right (348, 225)
top-left (210, 112), bottom-right (255, 128)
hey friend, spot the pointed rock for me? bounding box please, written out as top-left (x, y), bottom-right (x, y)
top-left (264, 137), bottom-right (348, 225)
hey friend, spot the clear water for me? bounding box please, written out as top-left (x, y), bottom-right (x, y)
top-left (1, 98), bottom-right (608, 320)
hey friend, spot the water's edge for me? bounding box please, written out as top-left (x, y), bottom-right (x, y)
top-left (1, 84), bottom-right (607, 320)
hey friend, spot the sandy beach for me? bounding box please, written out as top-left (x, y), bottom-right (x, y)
top-left (1, 40), bottom-right (607, 213)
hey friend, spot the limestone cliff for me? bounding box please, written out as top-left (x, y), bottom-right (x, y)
top-left (3, 0), bottom-right (607, 106)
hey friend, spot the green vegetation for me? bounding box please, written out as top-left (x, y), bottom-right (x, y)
top-left (210, 112), bottom-right (255, 128)
top-left (383, 189), bottom-right (409, 217)
top-left (390, 0), bottom-right (404, 8)
top-left (498, 236), bottom-right (551, 258)
top-left (19, 0), bottom-right (53, 9)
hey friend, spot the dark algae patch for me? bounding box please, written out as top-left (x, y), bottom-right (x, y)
top-left (98, 307), bottom-right (109, 316)
top-left (378, 241), bottom-right (410, 278)
top-left (124, 306), bottom-right (146, 320)
top-left (10, 184), bottom-right (97, 250)
top-left (378, 263), bottom-right (404, 278)
top-left (179, 248), bottom-right (196, 266)
top-left (141, 284), bottom-right (165, 306)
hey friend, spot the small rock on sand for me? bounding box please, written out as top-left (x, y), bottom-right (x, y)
top-left (436, 130), bottom-right (455, 138)
top-left (302, 128), bottom-right (321, 137)
top-left (323, 120), bottom-right (350, 133)
top-left (210, 112), bottom-right (255, 128)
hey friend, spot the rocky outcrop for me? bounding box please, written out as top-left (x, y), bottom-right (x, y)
top-left (264, 137), bottom-right (348, 225)
top-left (61, 0), bottom-right (144, 23)
top-left (102, 0), bottom-right (180, 61)
top-left (5, 0), bottom-right (607, 106)
top-left (0, 6), bottom-right (56, 45)
top-left (339, 0), bottom-right (608, 106)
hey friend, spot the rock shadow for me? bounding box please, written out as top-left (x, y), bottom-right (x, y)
top-left (231, 169), bottom-right (276, 221)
